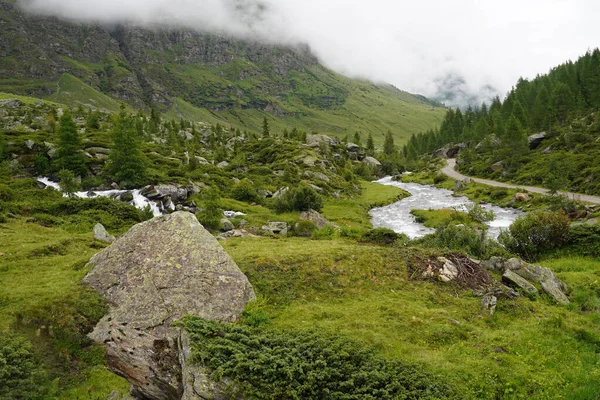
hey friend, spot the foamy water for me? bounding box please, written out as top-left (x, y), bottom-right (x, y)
top-left (369, 176), bottom-right (522, 239)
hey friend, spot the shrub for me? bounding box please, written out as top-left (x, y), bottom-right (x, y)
top-left (311, 225), bottom-right (338, 240)
top-left (179, 316), bottom-right (455, 400)
top-left (419, 225), bottom-right (508, 260)
top-left (361, 227), bottom-right (404, 245)
top-left (433, 173), bottom-right (448, 184)
top-left (274, 185), bottom-right (323, 213)
top-left (196, 190), bottom-right (223, 231)
top-left (467, 204), bottom-right (495, 223)
top-left (0, 184), bottom-right (15, 202)
top-left (566, 224), bottom-right (600, 257)
top-left (499, 211), bottom-right (571, 260)
top-left (231, 178), bottom-right (260, 203)
top-left (293, 220), bottom-right (317, 237)
top-left (0, 334), bottom-right (51, 400)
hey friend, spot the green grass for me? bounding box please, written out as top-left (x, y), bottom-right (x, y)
top-left (223, 236), bottom-right (600, 399)
top-left (0, 91), bottom-right (60, 106)
top-left (411, 208), bottom-right (483, 229)
top-left (47, 74), bottom-right (124, 113)
top-left (0, 218), bottom-right (130, 398)
top-left (321, 181), bottom-right (410, 230)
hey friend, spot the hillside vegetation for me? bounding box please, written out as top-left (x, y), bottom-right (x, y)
top-left (2, 93), bottom-right (600, 399)
top-left (0, 1), bottom-right (445, 146)
top-left (403, 49), bottom-right (600, 195)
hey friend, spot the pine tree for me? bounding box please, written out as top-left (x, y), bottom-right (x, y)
top-left (56, 112), bottom-right (86, 177)
top-left (531, 85), bottom-right (551, 131)
top-left (58, 169), bottom-right (80, 197)
top-left (501, 115), bottom-right (528, 169)
top-left (551, 82), bottom-right (575, 125)
top-left (383, 131), bottom-right (396, 156)
top-left (106, 107), bottom-right (148, 188)
top-left (262, 117), bottom-right (270, 138)
top-left (366, 133), bottom-right (375, 156)
top-left (353, 131), bottom-right (362, 146)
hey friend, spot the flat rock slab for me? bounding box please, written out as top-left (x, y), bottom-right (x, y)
top-left (503, 270), bottom-right (539, 295)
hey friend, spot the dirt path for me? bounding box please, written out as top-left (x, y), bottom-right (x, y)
top-left (442, 159), bottom-right (600, 205)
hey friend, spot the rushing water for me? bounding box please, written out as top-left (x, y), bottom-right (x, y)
top-left (38, 177), bottom-right (164, 216)
top-left (369, 176), bottom-right (522, 239)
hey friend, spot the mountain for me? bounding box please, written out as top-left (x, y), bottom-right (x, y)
top-left (0, 1), bottom-right (445, 145)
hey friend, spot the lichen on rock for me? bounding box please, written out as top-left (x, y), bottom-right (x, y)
top-left (83, 211), bottom-right (255, 400)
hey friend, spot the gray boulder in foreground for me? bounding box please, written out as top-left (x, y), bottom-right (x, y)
top-left (84, 212), bottom-right (256, 400)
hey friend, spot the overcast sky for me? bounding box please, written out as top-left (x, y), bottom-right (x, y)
top-left (20, 0), bottom-right (600, 107)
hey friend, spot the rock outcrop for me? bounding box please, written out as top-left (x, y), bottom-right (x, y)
top-left (83, 212), bottom-right (256, 400)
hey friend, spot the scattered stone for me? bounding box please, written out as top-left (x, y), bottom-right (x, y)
top-left (504, 258), bottom-right (525, 271)
top-left (481, 256), bottom-right (506, 271)
top-left (93, 223), bottom-right (115, 243)
top-left (490, 161), bottom-right (504, 172)
top-left (299, 209), bottom-right (337, 229)
top-left (83, 212), bottom-right (255, 400)
top-left (303, 171), bottom-right (330, 183)
top-left (194, 156), bottom-right (210, 165)
top-left (306, 134), bottom-right (339, 148)
top-left (515, 193), bottom-right (530, 201)
top-left (481, 294), bottom-right (497, 316)
top-left (24, 139), bottom-right (35, 150)
top-left (543, 146), bottom-right (553, 155)
top-left (217, 161), bottom-right (229, 169)
top-left (272, 187), bottom-right (289, 199)
top-left (258, 189), bottom-right (273, 198)
top-left (528, 132), bottom-right (547, 150)
top-left (220, 218), bottom-right (234, 232)
top-left (437, 257), bottom-right (459, 282)
top-left (223, 211), bottom-right (246, 219)
top-left (0, 99), bottom-right (23, 108)
top-left (454, 178), bottom-right (473, 192)
top-left (262, 221), bottom-right (288, 236)
top-left (346, 142), bottom-right (360, 152)
top-left (502, 270), bottom-right (539, 294)
top-left (432, 143), bottom-right (466, 159)
top-left (363, 156), bottom-right (382, 167)
top-left (541, 281), bottom-right (570, 305)
top-left (119, 191), bottom-right (134, 202)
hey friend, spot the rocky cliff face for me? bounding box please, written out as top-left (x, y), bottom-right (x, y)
top-left (83, 211), bottom-right (256, 399)
top-left (0, 1), bottom-right (320, 110)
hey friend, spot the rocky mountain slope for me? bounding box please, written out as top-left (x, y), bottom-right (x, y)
top-left (0, 1), bottom-right (445, 145)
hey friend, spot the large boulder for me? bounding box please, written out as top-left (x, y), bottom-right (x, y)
top-left (83, 212), bottom-right (256, 400)
top-left (306, 134), bottom-right (339, 148)
top-left (528, 132), bottom-right (547, 150)
top-left (299, 209), bottom-right (338, 230)
top-left (432, 143), bottom-right (466, 159)
top-left (93, 223), bottom-right (115, 243)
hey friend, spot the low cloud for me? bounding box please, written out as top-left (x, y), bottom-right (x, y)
top-left (19, 0), bottom-right (600, 107)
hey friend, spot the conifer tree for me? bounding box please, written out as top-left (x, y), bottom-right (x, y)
top-left (56, 112), bottom-right (86, 177)
top-left (106, 107), bottom-right (148, 188)
top-left (383, 131), bottom-right (396, 156)
top-left (353, 131), bottom-right (362, 146)
top-left (366, 133), bottom-right (375, 156)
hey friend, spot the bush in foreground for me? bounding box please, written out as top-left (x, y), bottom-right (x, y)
top-left (179, 316), bottom-right (455, 400)
top-left (499, 211), bottom-right (570, 260)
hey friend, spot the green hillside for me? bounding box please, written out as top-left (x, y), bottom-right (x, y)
top-left (0, 1), bottom-right (445, 146)
top-left (404, 49), bottom-right (600, 193)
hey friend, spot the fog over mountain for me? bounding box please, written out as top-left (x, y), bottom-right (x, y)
top-left (19, 0), bottom-right (600, 107)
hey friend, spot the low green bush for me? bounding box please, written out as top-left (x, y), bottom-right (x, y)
top-left (499, 211), bottom-right (571, 260)
top-left (293, 220), bottom-right (317, 237)
top-left (231, 178), bottom-right (260, 203)
top-left (418, 225), bottom-right (508, 260)
top-left (0, 334), bottom-right (52, 400)
top-left (566, 224), bottom-right (600, 257)
top-left (274, 185), bottom-right (323, 213)
top-left (361, 227), bottom-right (405, 245)
top-left (196, 190), bottom-right (223, 231)
top-left (179, 316), bottom-right (455, 400)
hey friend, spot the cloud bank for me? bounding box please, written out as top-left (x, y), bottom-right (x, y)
top-left (19, 0), bottom-right (600, 107)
